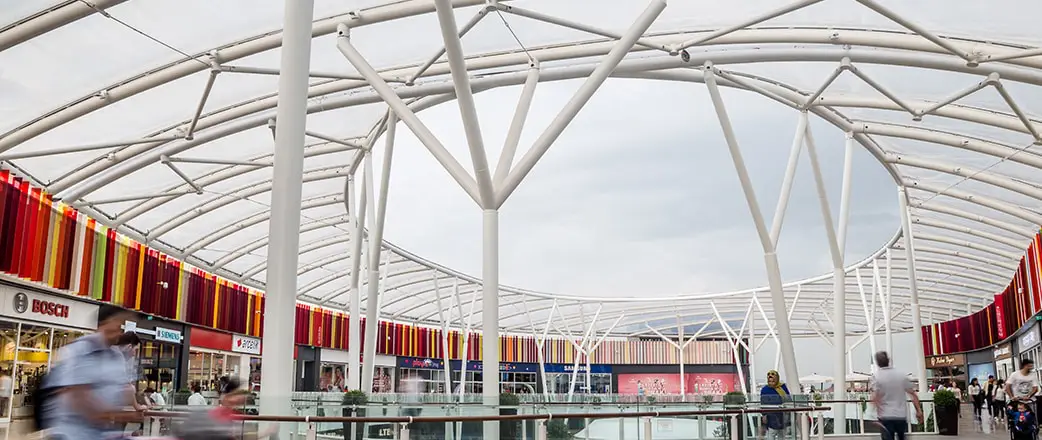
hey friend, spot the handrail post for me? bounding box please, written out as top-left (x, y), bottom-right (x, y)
top-left (537, 419), bottom-right (548, 440)
top-left (643, 416), bottom-right (653, 440)
top-left (730, 414), bottom-right (740, 440)
top-left (858, 401), bottom-right (865, 433)
top-left (816, 412), bottom-right (824, 440)
top-left (306, 422), bottom-right (317, 440)
top-left (400, 422), bottom-right (410, 440)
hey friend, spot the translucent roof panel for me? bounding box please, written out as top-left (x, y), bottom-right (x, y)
top-left (1, 0), bottom-right (1041, 337)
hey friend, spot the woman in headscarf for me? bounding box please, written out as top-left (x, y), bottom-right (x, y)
top-left (760, 370), bottom-right (791, 440)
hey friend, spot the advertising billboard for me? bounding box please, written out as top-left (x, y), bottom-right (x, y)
top-left (617, 373), bottom-right (740, 395)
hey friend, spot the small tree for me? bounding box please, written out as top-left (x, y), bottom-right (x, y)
top-left (500, 393), bottom-right (521, 440)
top-left (342, 390), bottom-right (368, 440)
top-left (546, 419), bottom-right (571, 440)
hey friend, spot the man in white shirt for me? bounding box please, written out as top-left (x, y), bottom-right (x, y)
top-left (187, 384), bottom-right (208, 406)
top-left (871, 351), bottom-right (923, 440)
top-left (1005, 359), bottom-right (1039, 413)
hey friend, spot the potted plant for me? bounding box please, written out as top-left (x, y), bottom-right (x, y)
top-left (546, 419), bottom-right (571, 440)
top-left (342, 390), bottom-right (368, 440)
top-left (723, 391), bottom-right (746, 408)
top-left (933, 389), bottom-right (959, 436)
top-left (723, 391), bottom-right (746, 438)
top-left (500, 392), bottom-right (521, 440)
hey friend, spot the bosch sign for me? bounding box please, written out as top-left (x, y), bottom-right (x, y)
top-left (14, 291), bottom-right (70, 318)
top-left (31, 298), bottom-right (70, 318)
top-left (0, 286), bottom-right (98, 329)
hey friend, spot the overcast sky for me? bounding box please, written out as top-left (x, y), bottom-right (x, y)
top-left (378, 77), bottom-right (900, 297)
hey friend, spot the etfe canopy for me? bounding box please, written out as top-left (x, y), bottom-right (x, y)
top-left (0, 0), bottom-right (1040, 339)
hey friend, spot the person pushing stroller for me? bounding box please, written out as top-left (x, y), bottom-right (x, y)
top-left (1005, 359), bottom-right (1039, 439)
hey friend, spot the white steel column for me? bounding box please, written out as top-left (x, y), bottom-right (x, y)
top-left (884, 249), bottom-right (894, 355)
top-left (362, 113), bottom-right (397, 392)
top-left (482, 209), bottom-right (500, 438)
top-left (704, 64), bottom-right (801, 389)
top-left (434, 274), bottom-right (453, 395)
top-left (898, 187), bottom-right (929, 393)
top-left (749, 301), bottom-right (757, 391)
top-left (678, 316), bottom-right (686, 397)
top-left (259, 0), bottom-right (312, 431)
top-left (804, 121), bottom-right (852, 432)
top-left (346, 173), bottom-right (365, 390)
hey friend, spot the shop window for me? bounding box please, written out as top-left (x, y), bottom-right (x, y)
top-left (0, 321), bottom-right (90, 420)
top-left (137, 340), bottom-right (179, 395)
top-left (249, 357), bottom-right (261, 392)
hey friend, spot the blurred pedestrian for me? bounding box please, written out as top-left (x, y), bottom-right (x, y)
top-left (46, 305), bottom-right (143, 440)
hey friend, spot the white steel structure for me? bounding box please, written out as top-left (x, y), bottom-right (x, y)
top-left (3, 0), bottom-right (1042, 434)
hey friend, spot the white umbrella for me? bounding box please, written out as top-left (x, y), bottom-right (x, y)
top-left (846, 372), bottom-right (872, 382)
top-left (799, 373), bottom-right (834, 383)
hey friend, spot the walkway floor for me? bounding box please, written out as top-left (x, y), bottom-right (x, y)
top-left (834, 411), bottom-right (1010, 440)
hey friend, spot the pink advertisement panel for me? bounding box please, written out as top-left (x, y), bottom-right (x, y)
top-left (617, 373), bottom-right (741, 395)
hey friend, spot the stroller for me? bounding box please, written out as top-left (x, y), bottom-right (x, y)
top-left (1007, 400), bottom-right (1039, 440)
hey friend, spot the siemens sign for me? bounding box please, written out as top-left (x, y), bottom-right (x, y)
top-left (155, 327), bottom-right (183, 344)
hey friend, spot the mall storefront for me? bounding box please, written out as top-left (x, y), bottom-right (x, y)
top-left (544, 364), bottom-right (612, 394)
top-left (994, 342), bottom-right (1014, 380)
top-left (121, 313), bottom-right (186, 394)
top-left (610, 364), bottom-right (744, 395)
top-left (185, 327), bottom-right (262, 394)
top-left (0, 284), bottom-right (98, 421)
top-left (925, 353), bottom-right (967, 388)
top-left (1013, 321), bottom-right (1042, 386)
top-left (319, 349), bottom-right (397, 393)
top-left (396, 357), bottom-right (541, 395)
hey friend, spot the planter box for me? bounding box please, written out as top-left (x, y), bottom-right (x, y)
top-left (936, 405), bottom-right (959, 436)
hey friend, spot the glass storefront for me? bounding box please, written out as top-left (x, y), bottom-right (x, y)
top-left (396, 359), bottom-right (540, 395)
top-left (187, 349), bottom-right (262, 393)
top-left (0, 320), bottom-right (89, 419)
top-left (399, 368), bottom-right (450, 394)
top-left (249, 357), bottom-right (262, 392)
top-left (136, 339), bottom-right (180, 393)
top-left (546, 372), bottom-right (612, 394)
top-left (319, 363), bottom-right (395, 393)
top-left (320, 363), bottom-right (347, 392)
top-left (188, 350), bottom-right (240, 391)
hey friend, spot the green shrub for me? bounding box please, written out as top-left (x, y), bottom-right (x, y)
top-left (342, 389), bottom-right (369, 406)
top-left (500, 392), bottom-right (520, 407)
top-left (724, 391), bottom-right (746, 407)
top-left (933, 389), bottom-right (957, 408)
top-left (547, 419), bottom-right (571, 440)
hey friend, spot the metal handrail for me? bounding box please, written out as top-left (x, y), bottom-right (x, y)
top-left (143, 405), bottom-right (830, 423)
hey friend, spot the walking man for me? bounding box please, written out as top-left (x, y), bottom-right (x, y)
top-left (870, 351), bottom-right (924, 440)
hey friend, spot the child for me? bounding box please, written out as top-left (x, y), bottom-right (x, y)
top-left (1010, 401), bottom-right (1036, 440)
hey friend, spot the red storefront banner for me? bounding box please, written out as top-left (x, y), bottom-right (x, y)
top-left (996, 292), bottom-right (1007, 340)
top-left (617, 373), bottom-right (740, 395)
